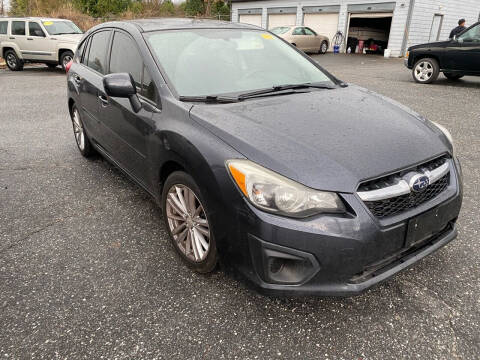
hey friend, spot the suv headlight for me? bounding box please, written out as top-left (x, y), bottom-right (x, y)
top-left (226, 160), bottom-right (345, 218)
top-left (431, 121), bottom-right (455, 155)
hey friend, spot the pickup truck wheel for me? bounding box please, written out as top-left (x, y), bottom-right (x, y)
top-left (444, 73), bottom-right (464, 80)
top-left (5, 50), bottom-right (24, 71)
top-left (60, 51), bottom-right (74, 71)
top-left (413, 58), bottom-right (439, 84)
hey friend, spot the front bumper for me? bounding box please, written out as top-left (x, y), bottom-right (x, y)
top-left (404, 57), bottom-right (411, 69)
top-left (231, 159), bottom-right (462, 297)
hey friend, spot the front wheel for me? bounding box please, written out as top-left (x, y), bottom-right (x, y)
top-left (5, 50), bottom-right (24, 71)
top-left (444, 73), bottom-right (464, 80)
top-left (412, 58), bottom-right (439, 84)
top-left (162, 171), bottom-right (218, 273)
top-left (60, 51), bottom-right (74, 71)
top-left (319, 41), bottom-right (328, 54)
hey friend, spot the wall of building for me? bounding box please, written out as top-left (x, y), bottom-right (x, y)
top-left (407, 0), bottom-right (480, 48)
top-left (231, 0), bottom-right (412, 57)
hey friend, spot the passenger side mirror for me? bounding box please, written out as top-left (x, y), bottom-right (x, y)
top-left (103, 73), bottom-right (142, 113)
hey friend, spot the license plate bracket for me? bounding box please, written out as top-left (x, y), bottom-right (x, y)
top-left (405, 206), bottom-right (450, 248)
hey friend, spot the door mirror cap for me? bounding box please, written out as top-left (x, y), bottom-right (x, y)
top-left (103, 73), bottom-right (142, 113)
top-left (103, 73), bottom-right (137, 98)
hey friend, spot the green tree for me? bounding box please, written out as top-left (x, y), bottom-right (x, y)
top-left (184, 0), bottom-right (204, 17)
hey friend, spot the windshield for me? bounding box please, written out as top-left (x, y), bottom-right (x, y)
top-left (42, 20), bottom-right (83, 35)
top-left (145, 29), bottom-right (334, 97)
top-left (270, 27), bottom-right (291, 35)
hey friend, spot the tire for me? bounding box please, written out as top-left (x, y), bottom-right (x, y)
top-left (162, 171), bottom-right (218, 273)
top-left (412, 58), bottom-right (440, 84)
top-left (70, 104), bottom-right (94, 157)
top-left (47, 63), bottom-right (58, 69)
top-left (60, 51), bottom-right (74, 71)
top-left (444, 73), bottom-right (464, 80)
top-left (5, 50), bottom-right (24, 71)
top-left (319, 41), bottom-right (328, 54)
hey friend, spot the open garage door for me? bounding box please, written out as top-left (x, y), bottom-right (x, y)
top-left (303, 7), bottom-right (340, 51)
top-left (267, 8), bottom-right (297, 30)
top-left (238, 9), bottom-right (263, 28)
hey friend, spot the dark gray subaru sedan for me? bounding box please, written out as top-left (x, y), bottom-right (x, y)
top-left (66, 19), bottom-right (462, 296)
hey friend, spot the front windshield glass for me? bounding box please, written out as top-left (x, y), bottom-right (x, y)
top-left (270, 27), bottom-right (291, 35)
top-left (145, 29), bottom-right (334, 97)
top-left (42, 20), bottom-right (83, 35)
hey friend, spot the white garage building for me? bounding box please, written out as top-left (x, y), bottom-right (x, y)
top-left (231, 0), bottom-right (480, 57)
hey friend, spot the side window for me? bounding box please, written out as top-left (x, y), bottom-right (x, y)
top-left (29, 22), bottom-right (46, 37)
top-left (109, 31), bottom-right (143, 90)
top-left (80, 37), bottom-right (91, 64)
top-left (458, 24), bottom-right (480, 42)
top-left (304, 28), bottom-right (316, 36)
top-left (0, 21), bottom-right (8, 35)
top-left (86, 31), bottom-right (111, 74)
top-left (142, 67), bottom-right (158, 103)
top-left (292, 27), bottom-right (303, 36)
top-left (12, 21), bottom-right (26, 36)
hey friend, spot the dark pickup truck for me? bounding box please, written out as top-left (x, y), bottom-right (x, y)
top-left (405, 22), bottom-right (480, 84)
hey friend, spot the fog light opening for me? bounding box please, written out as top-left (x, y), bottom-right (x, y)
top-left (265, 253), bottom-right (314, 284)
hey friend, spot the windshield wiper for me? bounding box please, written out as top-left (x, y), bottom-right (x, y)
top-left (236, 83), bottom-right (337, 100)
top-left (178, 95), bottom-right (239, 104)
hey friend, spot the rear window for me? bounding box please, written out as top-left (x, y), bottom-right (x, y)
top-left (0, 21), bottom-right (7, 35)
top-left (12, 21), bottom-right (26, 36)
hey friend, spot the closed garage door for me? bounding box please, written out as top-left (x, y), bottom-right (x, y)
top-left (268, 14), bottom-right (297, 29)
top-left (239, 14), bottom-right (262, 27)
top-left (304, 13), bottom-right (339, 51)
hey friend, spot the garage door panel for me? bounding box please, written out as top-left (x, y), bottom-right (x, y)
top-left (239, 14), bottom-right (262, 27)
top-left (268, 14), bottom-right (297, 29)
top-left (304, 13), bottom-right (339, 51)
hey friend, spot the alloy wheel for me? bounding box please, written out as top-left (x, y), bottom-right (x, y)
top-left (166, 184), bottom-right (210, 262)
top-left (72, 108), bottom-right (85, 151)
top-left (6, 53), bottom-right (17, 69)
top-left (414, 61), bottom-right (433, 82)
top-left (62, 55), bottom-right (73, 69)
top-left (321, 42), bottom-right (328, 53)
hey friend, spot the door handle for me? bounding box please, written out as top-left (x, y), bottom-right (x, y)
top-left (98, 95), bottom-right (109, 106)
top-left (27, 38), bottom-right (33, 40)
top-left (9, 37), bottom-right (15, 40)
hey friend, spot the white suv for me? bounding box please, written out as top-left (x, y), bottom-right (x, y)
top-left (0, 17), bottom-right (83, 71)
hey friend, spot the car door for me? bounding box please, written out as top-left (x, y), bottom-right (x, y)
top-left (99, 30), bottom-right (159, 184)
top-left (10, 21), bottom-right (29, 58)
top-left (26, 21), bottom-right (55, 61)
top-left (291, 27), bottom-right (307, 50)
top-left (303, 27), bottom-right (319, 52)
top-left (0, 20), bottom-right (8, 46)
top-left (73, 30), bottom-right (112, 145)
top-left (443, 23), bottom-right (480, 73)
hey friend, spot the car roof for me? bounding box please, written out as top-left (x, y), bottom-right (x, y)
top-left (1, 17), bottom-right (71, 22)
top-left (98, 18), bottom-right (262, 33)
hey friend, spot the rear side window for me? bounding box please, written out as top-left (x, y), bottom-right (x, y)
top-left (109, 31), bottom-right (143, 88)
top-left (86, 31), bottom-right (111, 74)
top-left (0, 21), bottom-right (7, 35)
top-left (12, 21), bottom-right (26, 36)
top-left (292, 27), bottom-right (304, 36)
top-left (29, 22), bottom-right (45, 37)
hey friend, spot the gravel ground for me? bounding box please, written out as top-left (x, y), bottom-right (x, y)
top-left (0, 56), bottom-right (479, 359)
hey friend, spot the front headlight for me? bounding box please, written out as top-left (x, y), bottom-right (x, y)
top-left (431, 121), bottom-right (455, 155)
top-left (226, 159), bottom-right (345, 218)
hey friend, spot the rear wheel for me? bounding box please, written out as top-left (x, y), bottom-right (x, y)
top-left (71, 104), bottom-right (94, 157)
top-left (162, 171), bottom-right (218, 273)
top-left (60, 51), bottom-right (74, 71)
top-left (444, 72), bottom-right (464, 80)
top-left (412, 58), bottom-right (439, 84)
top-left (319, 41), bottom-right (328, 54)
top-left (5, 50), bottom-right (24, 71)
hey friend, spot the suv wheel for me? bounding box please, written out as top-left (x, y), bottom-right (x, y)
top-left (162, 171), bottom-right (218, 273)
top-left (71, 104), bottom-right (94, 157)
top-left (444, 73), bottom-right (464, 80)
top-left (60, 51), bottom-right (74, 71)
top-left (413, 58), bottom-right (439, 84)
top-left (5, 50), bottom-right (24, 71)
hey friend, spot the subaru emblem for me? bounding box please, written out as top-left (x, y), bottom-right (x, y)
top-left (410, 174), bottom-right (430, 193)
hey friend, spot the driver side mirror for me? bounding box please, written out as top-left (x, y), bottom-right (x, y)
top-left (103, 73), bottom-right (142, 113)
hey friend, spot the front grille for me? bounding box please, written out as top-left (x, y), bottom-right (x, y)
top-left (364, 173), bottom-right (450, 218)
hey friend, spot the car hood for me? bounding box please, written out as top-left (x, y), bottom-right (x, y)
top-left (189, 85), bottom-right (449, 193)
top-left (56, 33), bottom-right (83, 43)
top-left (409, 40), bottom-right (450, 50)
